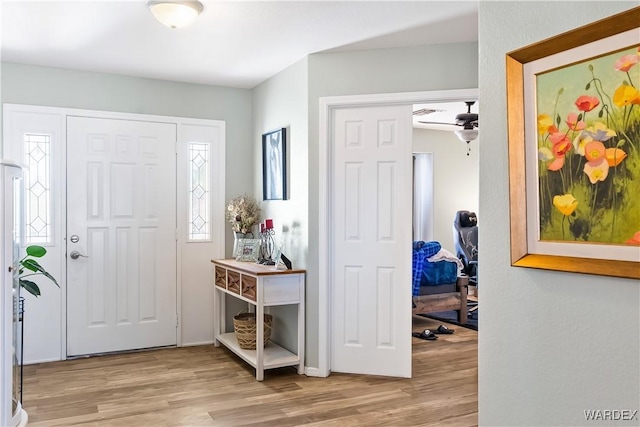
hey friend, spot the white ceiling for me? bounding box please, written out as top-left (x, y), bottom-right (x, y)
top-left (1, 0), bottom-right (479, 89)
top-left (1, 1), bottom-right (479, 130)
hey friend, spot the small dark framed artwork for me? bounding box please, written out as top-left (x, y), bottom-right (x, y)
top-left (262, 128), bottom-right (287, 200)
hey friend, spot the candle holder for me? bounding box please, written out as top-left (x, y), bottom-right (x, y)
top-left (258, 220), bottom-right (276, 265)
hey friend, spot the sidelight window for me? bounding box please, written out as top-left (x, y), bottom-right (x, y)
top-left (24, 133), bottom-right (52, 244)
top-left (188, 142), bottom-right (211, 241)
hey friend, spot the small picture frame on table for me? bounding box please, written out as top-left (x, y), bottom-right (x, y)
top-left (235, 239), bottom-right (261, 262)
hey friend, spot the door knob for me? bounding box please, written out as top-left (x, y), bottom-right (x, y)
top-left (69, 251), bottom-right (89, 260)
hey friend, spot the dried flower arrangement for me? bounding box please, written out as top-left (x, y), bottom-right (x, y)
top-left (226, 195), bottom-right (261, 234)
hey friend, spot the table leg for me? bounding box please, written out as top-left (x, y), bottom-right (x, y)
top-left (213, 287), bottom-right (220, 347)
top-left (256, 303), bottom-right (264, 381)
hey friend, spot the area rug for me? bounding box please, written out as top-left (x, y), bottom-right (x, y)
top-left (421, 309), bottom-right (478, 331)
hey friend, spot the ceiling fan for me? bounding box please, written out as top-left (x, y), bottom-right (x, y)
top-left (417, 101), bottom-right (479, 155)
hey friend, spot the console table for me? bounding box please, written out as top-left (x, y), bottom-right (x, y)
top-left (211, 259), bottom-right (305, 381)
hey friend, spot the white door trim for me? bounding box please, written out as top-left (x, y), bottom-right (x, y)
top-left (318, 88), bottom-right (478, 376)
top-left (3, 103), bottom-right (225, 361)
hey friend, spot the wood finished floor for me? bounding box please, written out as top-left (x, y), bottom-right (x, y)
top-left (22, 316), bottom-right (477, 426)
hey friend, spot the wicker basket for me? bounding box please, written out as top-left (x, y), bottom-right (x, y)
top-left (233, 312), bottom-right (273, 350)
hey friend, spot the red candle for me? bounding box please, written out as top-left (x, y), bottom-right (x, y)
top-left (265, 219), bottom-right (274, 230)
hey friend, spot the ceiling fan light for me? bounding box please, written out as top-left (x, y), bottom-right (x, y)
top-left (147, 1), bottom-right (204, 29)
top-left (454, 129), bottom-right (478, 143)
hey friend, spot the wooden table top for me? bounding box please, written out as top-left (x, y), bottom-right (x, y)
top-left (211, 258), bottom-right (306, 276)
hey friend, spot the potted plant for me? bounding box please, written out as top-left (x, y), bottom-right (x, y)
top-left (226, 195), bottom-right (261, 235)
top-left (226, 195), bottom-right (261, 256)
top-left (16, 245), bottom-right (59, 297)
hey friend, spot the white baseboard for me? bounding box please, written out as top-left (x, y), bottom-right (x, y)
top-left (24, 356), bottom-right (61, 365)
top-left (181, 340), bottom-right (215, 347)
top-left (305, 367), bottom-right (329, 378)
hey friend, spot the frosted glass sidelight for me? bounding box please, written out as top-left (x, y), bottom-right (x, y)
top-left (188, 142), bottom-right (210, 241)
top-left (24, 133), bottom-right (52, 244)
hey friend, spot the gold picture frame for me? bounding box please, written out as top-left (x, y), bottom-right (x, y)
top-left (506, 6), bottom-right (640, 279)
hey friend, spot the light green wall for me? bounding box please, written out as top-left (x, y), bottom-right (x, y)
top-left (305, 42), bottom-right (479, 368)
top-left (251, 57), bottom-right (309, 353)
top-left (479, 2), bottom-right (639, 425)
top-left (0, 62), bottom-right (254, 226)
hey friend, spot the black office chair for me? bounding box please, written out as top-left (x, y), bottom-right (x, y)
top-left (453, 210), bottom-right (478, 313)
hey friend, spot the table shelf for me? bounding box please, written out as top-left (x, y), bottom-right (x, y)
top-left (217, 333), bottom-right (300, 369)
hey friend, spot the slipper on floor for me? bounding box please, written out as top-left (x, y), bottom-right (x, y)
top-left (412, 329), bottom-right (438, 340)
top-left (434, 325), bottom-right (454, 334)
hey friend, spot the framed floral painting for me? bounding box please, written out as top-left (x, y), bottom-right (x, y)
top-left (506, 6), bottom-right (640, 279)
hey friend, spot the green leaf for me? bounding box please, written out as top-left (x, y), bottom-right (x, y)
top-left (26, 245), bottom-right (47, 258)
top-left (21, 258), bottom-right (43, 273)
top-left (585, 82), bottom-right (591, 90)
top-left (20, 279), bottom-right (41, 297)
top-left (21, 258), bottom-right (39, 272)
top-left (43, 271), bottom-right (59, 287)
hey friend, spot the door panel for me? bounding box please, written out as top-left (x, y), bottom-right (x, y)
top-left (67, 117), bottom-right (177, 356)
top-left (331, 105), bottom-right (413, 378)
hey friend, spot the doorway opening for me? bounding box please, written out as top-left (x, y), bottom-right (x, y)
top-left (318, 88), bottom-right (478, 378)
top-left (410, 120), bottom-right (480, 341)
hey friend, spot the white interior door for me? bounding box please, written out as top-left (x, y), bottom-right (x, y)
top-left (331, 104), bottom-right (413, 377)
top-left (66, 117), bottom-right (177, 356)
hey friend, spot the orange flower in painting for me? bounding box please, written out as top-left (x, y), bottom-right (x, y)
top-left (553, 194), bottom-right (578, 216)
top-left (565, 112), bottom-right (585, 131)
top-left (583, 158), bottom-right (610, 184)
top-left (547, 156), bottom-right (565, 171)
top-left (537, 114), bottom-right (554, 134)
top-left (575, 95), bottom-right (599, 112)
top-left (539, 147), bottom-right (565, 171)
top-left (625, 231), bottom-right (640, 245)
top-left (605, 148), bottom-right (627, 167)
top-left (584, 140), bottom-right (605, 162)
top-left (613, 84), bottom-right (640, 107)
top-left (614, 54), bottom-right (639, 72)
top-left (550, 132), bottom-right (571, 156)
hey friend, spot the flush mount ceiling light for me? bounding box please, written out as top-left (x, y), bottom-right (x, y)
top-left (147, 1), bottom-right (204, 29)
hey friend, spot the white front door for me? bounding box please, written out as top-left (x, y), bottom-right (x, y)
top-left (66, 117), bottom-right (177, 356)
top-left (331, 104), bottom-right (413, 377)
